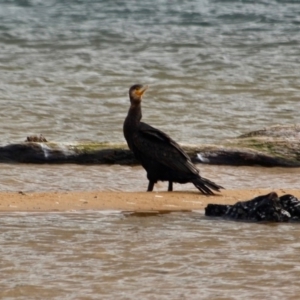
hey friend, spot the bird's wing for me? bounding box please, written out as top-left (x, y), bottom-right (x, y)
top-left (132, 122), bottom-right (199, 175)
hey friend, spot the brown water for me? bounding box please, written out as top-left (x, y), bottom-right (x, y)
top-left (1, 211), bottom-right (300, 300)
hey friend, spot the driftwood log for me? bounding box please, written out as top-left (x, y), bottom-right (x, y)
top-left (0, 124), bottom-right (299, 167)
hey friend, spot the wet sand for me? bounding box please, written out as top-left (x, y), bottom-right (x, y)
top-left (0, 189), bottom-right (299, 212)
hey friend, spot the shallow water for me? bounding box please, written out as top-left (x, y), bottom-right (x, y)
top-left (1, 163), bottom-right (299, 192)
top-left (1, 211), bottom-right (300, 300)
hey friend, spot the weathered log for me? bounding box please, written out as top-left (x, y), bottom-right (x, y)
top-left (0, 142), bottom-right (136, 164)
top-left (195, 124), bottom-right (300, 167)
top-left (191, 146), bottom-right (297, 167)
top-left (0, 124), bottom-right (299, 166)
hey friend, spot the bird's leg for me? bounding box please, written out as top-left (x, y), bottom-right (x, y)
top-left (168, 181), bottom-right (173, 191)
top-left (147, 181), bottom-right (154, 192)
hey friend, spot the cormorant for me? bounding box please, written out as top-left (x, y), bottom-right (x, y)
top-left (123, 84), bottom-right (224, 195)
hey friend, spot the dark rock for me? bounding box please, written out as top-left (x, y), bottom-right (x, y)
top-left (205, 192), bottom-right (300, 222)
top-left (279, 194), bottom-right (300, 220)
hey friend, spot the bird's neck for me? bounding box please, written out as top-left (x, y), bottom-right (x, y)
top-left (126, 104), bottom-right (142, 125)
top-left (123, 104), bottom-right (142, 151)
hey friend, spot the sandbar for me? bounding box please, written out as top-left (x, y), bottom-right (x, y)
top-left (0, 189), bottom-right (299, 212)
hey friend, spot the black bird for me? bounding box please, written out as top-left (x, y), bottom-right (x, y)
top-left (123, 84), bottom-right (224, 195)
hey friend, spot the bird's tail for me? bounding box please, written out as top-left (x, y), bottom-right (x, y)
top-left (192, 176), bottom-right (224, 195)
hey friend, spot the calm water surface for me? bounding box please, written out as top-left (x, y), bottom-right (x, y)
top-left (1, 1), bottom-right (300, 299)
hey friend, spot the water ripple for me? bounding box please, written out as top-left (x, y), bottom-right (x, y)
top-left (1, 212), bottom-right (300, 299)
top-left (0, 0), bottom-right (299, 145)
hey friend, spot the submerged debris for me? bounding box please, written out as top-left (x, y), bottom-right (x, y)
top-left (205, 192), bottom-right (300, 222)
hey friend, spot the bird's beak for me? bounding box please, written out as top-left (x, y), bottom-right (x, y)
top-left (136, 85), bottom-right (148, 96)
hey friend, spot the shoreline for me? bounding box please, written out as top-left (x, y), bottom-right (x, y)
top-left (0, 189), bottom-right (299, 212)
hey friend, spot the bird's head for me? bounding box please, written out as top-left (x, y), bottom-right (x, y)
top-left (129, 84), bottom-right (148, 105)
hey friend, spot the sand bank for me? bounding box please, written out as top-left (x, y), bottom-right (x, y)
top-left (0, 189), bottom-right (299, 212)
